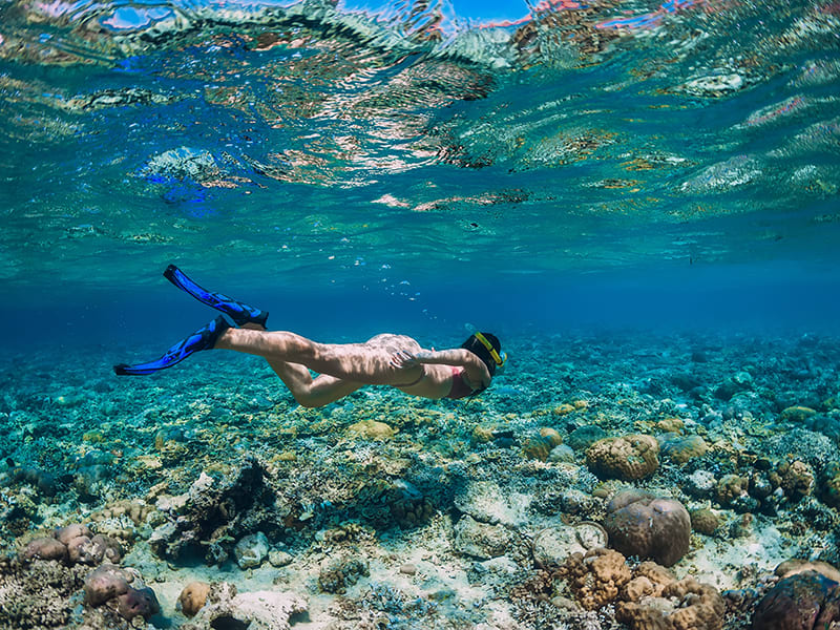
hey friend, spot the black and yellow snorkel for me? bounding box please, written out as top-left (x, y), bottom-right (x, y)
top-left (474, 331), bottom-right (506, 367)
top-left (473, 331), bottom-right (507, 375)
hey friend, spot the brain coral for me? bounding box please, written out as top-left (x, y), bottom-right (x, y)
top-left (586, 434), bottom-right (659, 480)
top-left (602, 490), bottom-right (691, 567)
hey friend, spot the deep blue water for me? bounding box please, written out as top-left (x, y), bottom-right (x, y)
top-left (1, 0), bottom-right (839, 354)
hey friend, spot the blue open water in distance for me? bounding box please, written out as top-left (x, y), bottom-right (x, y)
top-left (1, 0), bottom-right (839, 353)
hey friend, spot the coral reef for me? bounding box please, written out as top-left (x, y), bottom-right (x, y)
top-left (4, 332), bottom-right (840, 629)
top-left (554, 549), bottom-right (725, 629)
top-left (148, 458), bottom-right (286, 564)
top-left (1, 533), bottom-right (157, 630)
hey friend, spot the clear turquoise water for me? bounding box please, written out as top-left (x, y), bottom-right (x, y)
top-left (1, 0), bottom-right (839, 349)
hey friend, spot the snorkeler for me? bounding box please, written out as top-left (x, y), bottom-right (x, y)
top-left (114, 266), bottom-right (505, 408)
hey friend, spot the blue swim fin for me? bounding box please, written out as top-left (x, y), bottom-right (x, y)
top-left (114, 316), bottom-right (230, 376)
top-left (164, 264), bottom-right (268, 328)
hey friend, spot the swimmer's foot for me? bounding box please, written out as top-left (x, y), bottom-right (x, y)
top-left (114, 316), bottom-right (230, 376)
top-left (163, 264), bottom-right (269, 328)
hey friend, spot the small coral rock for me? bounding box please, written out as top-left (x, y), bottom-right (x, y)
top-left (690, 508), bottom-right (720, 536)
top-left (818, 461), bottom-right (840, 508)
top-left (557, 547), bottom-right (632, 610)
top-left (234, 531), bottom-right (270, 569)
top-left (531, 523), bottom-right (605, 568)
top-left (780, 406), bottom-right (818, 422)
top-left (715, 474), bottom-right (749, 507)
top-left (318, 556), bottom-right (369, 594)
top-left (347, 419), bottom-right (396, 440)
top-left (179, 581), bottom-right (212, 617)
top-left (539, 427), bottom-right (563, 446)
top-left (778, 460), bottom-right (814, 500)
top-left (117, 586), bottom-right (161, 620)
top-left (752, 571), bottom-right (840, 629)
top-left (453, 515), bottom-right (513, 560)
top-left (621, 561), bottom-right (676, 603)
top-left (84, 563), bottom-right (130, 606)
top-left (602, 490), bottom-right (691, 567)
top-left (522, 435), bottom-right (554, 461)
top-left (66, 534), bottom-right (118, 565)
top-left (586, 434), bottom-right (660, 480)
top-left (20, 537), bottom-right (67, 563)
top-left (661, 435), bottom-right (709, 464)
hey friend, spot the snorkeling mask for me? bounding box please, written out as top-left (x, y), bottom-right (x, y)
top-left (474, 331), bottom-right (507, 374)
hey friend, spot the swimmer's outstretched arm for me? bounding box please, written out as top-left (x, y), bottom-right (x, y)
top-left (393, 349), bottom-right (491, 388)
top-left (410, 349), bottom-right (475, 365)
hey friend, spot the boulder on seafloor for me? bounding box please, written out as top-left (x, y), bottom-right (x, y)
top-left (181, 582), bottom-right (308, 630)
top-left (752, 571), bottom-right (840, 630)
top-left (454, 480), bottom-right (529, 528)
top-left (234, 531), bottom-right (270, 570)
top-left (84, 564), bottom-right (160, 621)
top-left (531, 522), bottom-right (607, 568)
top-left (453, 515), bottom-right (514, 560)
top-left (179, 581), bottom-right (212, 618)
top-left (602, 490), bottom-right (691, 567)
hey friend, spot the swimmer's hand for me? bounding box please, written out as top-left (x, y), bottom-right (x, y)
top-left (390, 350), bottom-right (420, 369)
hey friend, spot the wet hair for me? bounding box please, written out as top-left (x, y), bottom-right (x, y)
top-left (461, 332), bottom-right (502, 377)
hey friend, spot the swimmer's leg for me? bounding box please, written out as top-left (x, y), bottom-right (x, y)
top-left (164, 264), bottom-right (268, 327)
top-left (240, 323), bottom-right (362, 407)
top-left (264, 359), bottom-right (363, 408)
top-left (215, 328), bottom-right (397, 384)
top-left (114, 316), bottom-right (230, 375)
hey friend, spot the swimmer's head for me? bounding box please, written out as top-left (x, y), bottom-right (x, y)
top-left (461, 332), bottom-right (504, 376)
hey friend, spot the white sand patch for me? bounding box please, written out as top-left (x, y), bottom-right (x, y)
top-left (679, 518), bottom-right (794, 590)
